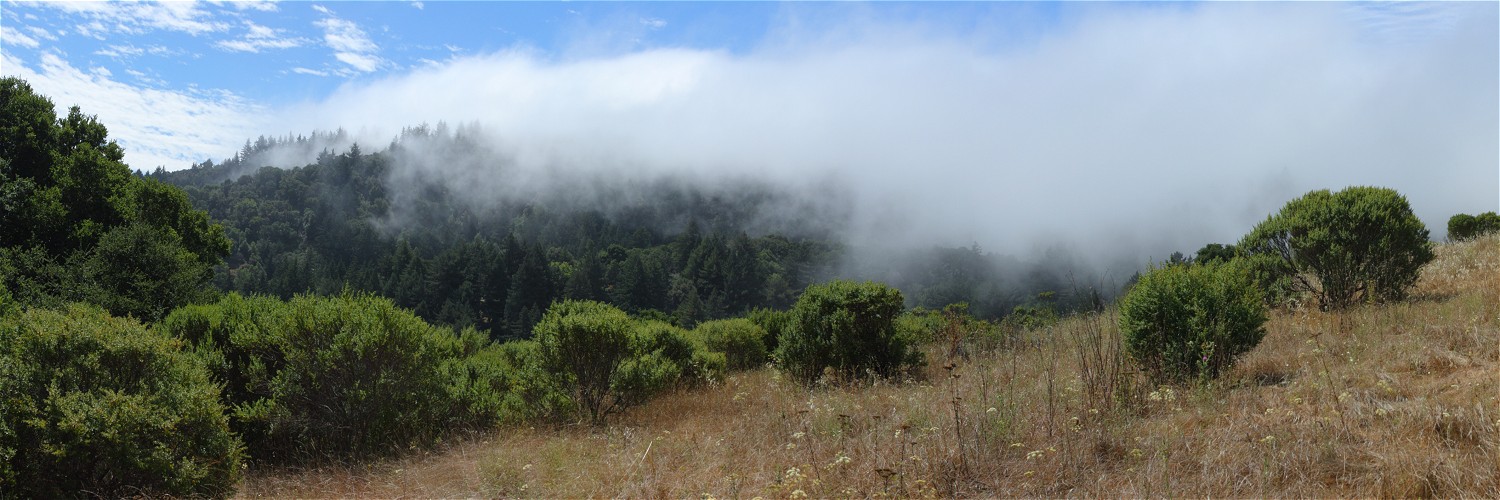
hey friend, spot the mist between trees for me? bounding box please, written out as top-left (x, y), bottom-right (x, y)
top-left (152, 124), bottom-right (1119, 338)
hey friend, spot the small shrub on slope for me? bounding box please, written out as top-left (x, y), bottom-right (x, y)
top-left (1118, 261), bottom-right (1267, 383)
top-left (534, 301), bottom-right (718, 425)
top-left (775, 280), bottom-right (923, 384)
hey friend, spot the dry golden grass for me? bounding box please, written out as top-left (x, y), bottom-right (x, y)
top-left (237, 234), bottom-right (1499, 498)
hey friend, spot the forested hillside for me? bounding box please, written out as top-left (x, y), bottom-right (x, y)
top-left (151, 124), bottom-right (1105, 339)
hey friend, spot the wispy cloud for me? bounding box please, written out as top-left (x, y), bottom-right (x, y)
top-left (313, 8), bottom-right (384, 73)
top-left (2, 51), bottom-right (268, 170)
top-left (291, 67), bottom-right (329, 77)
top-left (214, 20), bottom-right (307, 53)
top-left (94, 44), bottom-right (180, 60)
top-left (2, 25), bottom-right (41, 49)
top-left (42, 1), bottom-right (230, 37)
top-left (411, 2), bottom-right (425, 11)
top-left (229, 0), bottom-right (280, 13)
top-left (640, 17), bottom-right (667, 30)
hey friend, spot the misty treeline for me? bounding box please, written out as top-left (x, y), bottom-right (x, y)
top-left (148, 122), bottom-right (1105, 339)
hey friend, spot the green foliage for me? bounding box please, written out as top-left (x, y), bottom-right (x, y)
top-left (745, 307), bottom-right (790, 353)
top-left (0, 304), bottom-right (242, 497)
top-left (81, 223), bottom-right (216, 322)
top-left (533, 300), bottom-right (636, 425)
top-left (157, 292), bottom-right (482, 463)
top-left (691, 318), bottom-right (769, 370)
top-left (498, 340), bottom-right (579, 422)
top-left (775, 280), bottom-right (923, 384)
top-left (533, 301), bottom-right (715, 425)
top-left (1447, 212), bottom-right (1500, 241)
top-left (1118, 261), bottom-right (1267, 383)
top-left (894, 307), bottom-right (947, 345)
top-left (0, 77), bottom-right (229, 319)
top-left (636, 320), bottom-right (726, 385)
top-left (1238, 186), bottom-right (1434, 310)
top-left (1193, 243), bottom-right (1237, 265)
top-left (899, 303), bottom-right (1010, 353)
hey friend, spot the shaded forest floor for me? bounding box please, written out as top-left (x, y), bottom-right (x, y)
top-left (238, 235), bottom-right (1499, 498)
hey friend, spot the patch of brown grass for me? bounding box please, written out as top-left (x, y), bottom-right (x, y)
top-left (237, 234), bottom-right (1499, 498)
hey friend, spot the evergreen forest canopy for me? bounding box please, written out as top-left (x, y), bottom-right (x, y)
top-left (147, 121), bottom-right (1113, 339)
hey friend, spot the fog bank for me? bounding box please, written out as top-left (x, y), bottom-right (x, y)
top-left (259, 2), bottom-right (1496, 267)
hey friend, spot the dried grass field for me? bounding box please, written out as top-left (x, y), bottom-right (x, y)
top-left (239, 235), bottom-right (1498, 498)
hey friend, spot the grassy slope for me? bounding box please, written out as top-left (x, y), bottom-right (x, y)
top-left (238, 235), bottom-right (1498, 498)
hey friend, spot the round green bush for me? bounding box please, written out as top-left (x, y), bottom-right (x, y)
top-left (1239, 186), bottom-right (1433, 310)
top-left (692, 318), bottom-right (768, 370)
top-left (0, 304), bottom-right (243, 497)
top-left (774, 280), bottom-right (923, 384)
top-left (1118, 261), bottom-right (1267, 383)
top-left (1448, 212), bottom-right (1500, 241)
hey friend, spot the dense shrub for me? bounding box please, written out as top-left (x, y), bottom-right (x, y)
top-left (636, 320), bottom-right (726, 383)
top-left (534, 301), bottom-right (707, 425)
top-left (745, 307), bottom-right (790, 353)
top-left (157, 292), bottom-right (485, 463)
top-left (775, 280), bottom-right (924, 384)
top-left (1118, 262), bottom-right (1267, 383)
top-left (486, 340), bottom-right (576, 423)
top-left (1239, 186), bottom-right (1433, 310)
top-left (1448, 212), bottom-right (1500, 241)
top-left (0, 304), bottom-right (242, 497)
top-left (692, 318), bottom-right (768, 370)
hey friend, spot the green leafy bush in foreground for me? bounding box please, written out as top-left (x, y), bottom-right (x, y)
top-left (158, 292), bottom-right (500, 463)
top-left (775, 280), bottom-right (924, 384)
top-left (1118, 261), bottom-right (1267, 383)
top-left (0, 304), bottom-right (242, 497)
top-left (534, 301), bottom-right (721, 425)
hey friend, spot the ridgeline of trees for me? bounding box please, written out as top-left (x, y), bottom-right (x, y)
top-left (147, 124), bottom-right (1103, 338)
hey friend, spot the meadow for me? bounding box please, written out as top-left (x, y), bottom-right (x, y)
top-left (238, 234), bottom-right (1499, 498)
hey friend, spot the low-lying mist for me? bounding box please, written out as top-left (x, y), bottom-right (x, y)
top-left (213, 2), bottom-right (1495, 292)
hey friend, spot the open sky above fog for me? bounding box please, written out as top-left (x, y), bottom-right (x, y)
top-left (3, 0), bottom-right (1496, 253)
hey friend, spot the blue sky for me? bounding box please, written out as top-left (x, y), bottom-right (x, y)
top-left (2, 1), bottom-right (1496, 252)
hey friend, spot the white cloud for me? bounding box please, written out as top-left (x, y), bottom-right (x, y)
top-left (273, 2), bottom-right (1496, 258)
top-left (94, 44), bottom-right (179, 60)
top-left (333, 52), bottom-right (381, 72)
top-left (25, 26), bottom-right (59, 41)
top-left (640, 17), bottom-right (667, 30)
top-left (229, 0), bottom-right (279, 12)
top-left (314, 12), bottom-right (384, 73)
top-left (44, 1), bottom-right (230, 37)
top-left (2, 51), bottom-right (268, 171)
top-left (411, 2), bottom-right (424, 11)
top-left (2, 25), bottom-right (41, 49)
top-left (291, 67), bottom-right (329, 77)
top-left (214, 20), bottom-right (307, 53)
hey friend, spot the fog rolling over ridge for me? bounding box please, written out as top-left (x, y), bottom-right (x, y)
top-left (228, 2), bottom-right (1494, 276)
